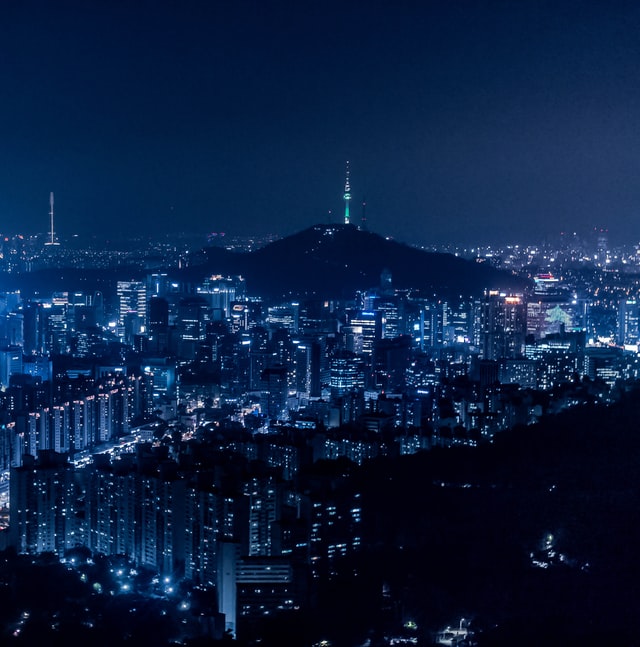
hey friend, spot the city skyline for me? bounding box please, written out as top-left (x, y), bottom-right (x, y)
top-left (2, 2), bottom-right (640, 246)
top-left (1, 3), bottom-right (640, 636)
top-left (0, 219), bottom-right (638, 642)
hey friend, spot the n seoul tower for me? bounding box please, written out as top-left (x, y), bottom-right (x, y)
top-left (343, 160), bottom-right (351, 225)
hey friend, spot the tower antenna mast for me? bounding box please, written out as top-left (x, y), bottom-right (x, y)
top-left (45, 192), bottom-right (59, 246)
top-left (343, 160), bottom-right (351, 225)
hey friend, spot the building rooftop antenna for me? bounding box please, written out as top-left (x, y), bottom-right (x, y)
top-left (361, 196), bottom-right (367, 231)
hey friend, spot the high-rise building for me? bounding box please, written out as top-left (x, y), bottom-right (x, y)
top-left (10, 451), bottom-right (76, 556)
top-left (148, 296), bottom-right (169, 330)
top-left (147, 296), bottom-right (170, 354)
top-left (1, 311), bottom-right (24, 348)
top-left (116, 281), bottom-right (147, 342)
top-left (260, 365), bottom-right (289, 421)
top-left (242, 474), bottom-right (280, 557)
top-left (373, 335), bottom-right (412, 392)
top-left (618, 298), bottom-right (640, 346)
top-left (184, 487), bottom-right (220, 586)
top-left (348, 311), bottom-right (377, 356)
top-left (197, 275), bottom-right (245, 321)
top-left (175, 296), bottom-right (210, 360)
top-left (480, 291), bottom-right (527, 361)
top-left (266, 303), bottom-right (299, 334)
top-left (0, 346), bottom-right (22, 388)
top-left (329, 350), bottom-right (364, 398)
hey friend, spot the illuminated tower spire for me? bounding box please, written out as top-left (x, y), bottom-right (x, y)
top-left (45, 192), bottom-right (59, 246)
top-left (343, 160), bottom-right (351, 225)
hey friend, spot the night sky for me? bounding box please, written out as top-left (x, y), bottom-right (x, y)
top-left (2, 0), bottom-right (640, 247)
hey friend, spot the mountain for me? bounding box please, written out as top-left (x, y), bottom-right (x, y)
top-left (0, 224), bottom-right (530, 303)
top-left (189, 223), bottom-right (530, 302)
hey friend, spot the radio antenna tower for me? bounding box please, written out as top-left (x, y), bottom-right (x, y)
top-left (343, 160), bottom-right (351, 225)
top-left (45, 192), bottom-right (60, 246)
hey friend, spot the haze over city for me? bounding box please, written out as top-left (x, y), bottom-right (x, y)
top-left (2, 1), bottom-right (640, 246)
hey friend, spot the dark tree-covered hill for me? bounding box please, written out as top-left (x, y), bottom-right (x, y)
top-left (0, 224), bottom-right (530, 304)
top-left (190, 223), bottom-right (530, 301)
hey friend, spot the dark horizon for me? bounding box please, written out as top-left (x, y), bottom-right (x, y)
top-left (5, 219), bottom-right (625, 256)
top-left (2, 1), bottom-right (640, 248)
